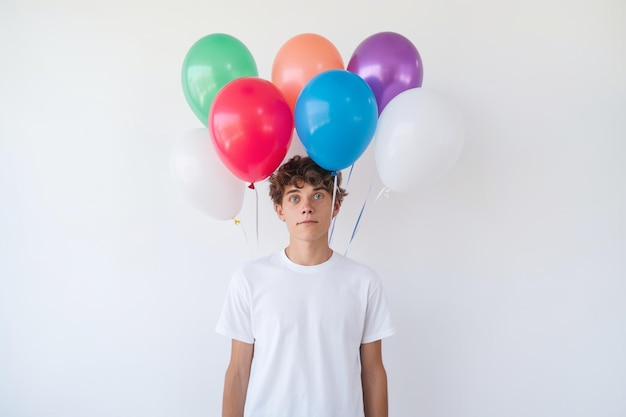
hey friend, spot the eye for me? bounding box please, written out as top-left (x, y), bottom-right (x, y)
top-left (289, 195), bottom-right (300, 203)
top-left (313, 192), bottom-right (324, 200)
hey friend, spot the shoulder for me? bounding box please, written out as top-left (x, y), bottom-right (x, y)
top-left (236, 251), bottom-right (282, 279)
top-left (332, 253), bottom-right (381, 283)
top-left (333, 252), bottom-right (376, 272)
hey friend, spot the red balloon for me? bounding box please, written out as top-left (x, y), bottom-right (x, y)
top-left (209, 77), bottom-right (294, 185)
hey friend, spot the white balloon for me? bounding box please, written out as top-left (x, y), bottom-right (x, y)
top-left (170, 128), bottom-right (246, 220)
top-left (374, 88), bottom-right (465, 193)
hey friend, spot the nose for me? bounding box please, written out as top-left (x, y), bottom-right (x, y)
top-left (301, 199), bottom-right (314, 214)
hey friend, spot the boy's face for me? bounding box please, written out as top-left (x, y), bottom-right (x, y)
top-left (275, 182), bottom-right (340, 244)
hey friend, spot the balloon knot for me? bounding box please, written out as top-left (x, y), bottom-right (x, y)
top-left (248, 183), bottom-right (255, 190)
top-left (331, 171), bottom-right (338, 177)
top-left (233, 218), bottom-right (241, 225)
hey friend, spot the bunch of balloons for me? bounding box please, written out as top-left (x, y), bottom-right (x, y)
top-left (172, 31), bottom-right (465, 220)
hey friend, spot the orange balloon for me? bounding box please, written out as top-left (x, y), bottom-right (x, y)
top-left (272, 33), bottom-right (344, 113)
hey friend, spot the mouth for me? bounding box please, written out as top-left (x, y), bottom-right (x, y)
top-left (297, 220), bottom-right (318, 225)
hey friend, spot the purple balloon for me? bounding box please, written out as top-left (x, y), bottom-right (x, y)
top-left (347, 32), bottom-right (423, 115)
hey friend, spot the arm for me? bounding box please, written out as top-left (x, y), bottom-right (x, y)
top-left (222, 339), bottom-right (254, 417)
top-left (360, 340), bottom-right (389, 417)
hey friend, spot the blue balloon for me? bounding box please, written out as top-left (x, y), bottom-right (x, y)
top-left (294, 69), bottom-right (378, 171)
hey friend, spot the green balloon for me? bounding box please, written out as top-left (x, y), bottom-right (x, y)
top-left (181, 33), bottom-right (258, 126)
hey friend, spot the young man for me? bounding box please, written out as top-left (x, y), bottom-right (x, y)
top-left (216, 155), bottom-right (396, 417)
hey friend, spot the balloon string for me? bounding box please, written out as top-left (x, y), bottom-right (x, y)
top-left (345, 179), bottom-right (374, 256)
top-left (328, 172), bottom-right (338, 246)
top-left (346, 164), bottom-right (354, 187)
top-left (254, 186), bottom-right (259, 246)
top-left (234, 218), bottom-right (254, 259)
top-left (375, 186), bottom-right (391, 202)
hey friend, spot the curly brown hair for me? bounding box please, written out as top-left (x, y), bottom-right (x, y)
top-left (268, 155), bottom-right (348, 206)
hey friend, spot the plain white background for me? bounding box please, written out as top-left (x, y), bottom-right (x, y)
top-left (1, 0), bottom-right (624, 416)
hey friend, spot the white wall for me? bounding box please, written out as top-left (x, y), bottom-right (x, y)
top-left (1, 0), bottom-right (624, 416)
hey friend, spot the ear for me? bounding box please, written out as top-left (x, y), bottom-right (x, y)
top-left (332, 200), bottom-right (341, 218)
top-left (275, 203), bottom-right (285, 221)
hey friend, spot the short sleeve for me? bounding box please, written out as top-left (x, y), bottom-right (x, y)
top-left (215, 270), bottom-right (255, 344)
top-left (361, 277), bottom-right (396, 344)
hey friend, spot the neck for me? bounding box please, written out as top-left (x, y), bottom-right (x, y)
top-left (284, 239), bottom-right (333, 266)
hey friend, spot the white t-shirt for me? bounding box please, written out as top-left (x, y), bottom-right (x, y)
top-left (215, 250), bottom-right (396, 417)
